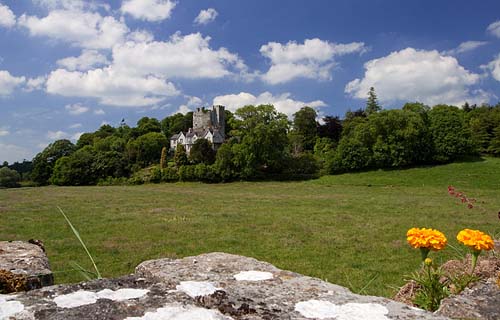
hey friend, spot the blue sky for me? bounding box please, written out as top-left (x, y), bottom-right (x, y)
top-left (1, 0), bottom-right (500, 163)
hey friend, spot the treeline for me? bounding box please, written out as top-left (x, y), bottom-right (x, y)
top-left (3, 92), bottom-right (500, 187)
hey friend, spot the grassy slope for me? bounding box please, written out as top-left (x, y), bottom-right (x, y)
top-left (1, 157), bottom-right (499, 297)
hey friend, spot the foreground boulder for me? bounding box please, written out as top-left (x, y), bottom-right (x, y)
top-left (0, 241), bottom-right (53, 293)
top-left (0, 252), bottom-right (447, 319)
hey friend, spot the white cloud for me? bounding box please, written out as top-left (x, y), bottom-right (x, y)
top-left (69, 123), bottom-right (82, 129)
top-left (18, 9), bottom-right (128, 49)
top-left (112, 32), bottom-right (247, 79)
top-left (0, 70), bottom-right (26, 96)
top-left (71, 132), bottom-right (84, 140)
top-left (47, 130), bottom-right (69, 140)
top-left (487, 20), bottom-right (500, 38)
top-left (94, 108), bottom-right (105, 115)
top-left (173, 105), bottom-right (192, 115)
top-left (121, 0), bottom-right (176, 22)
top-left (0, 3), bottom-right (16, 28)
top-left (0, 143), bottom-right (33, 163)
top-left (213, 91), bottom-right (326, 117)
top-left (65, 103), bottom-right (89, 115)
top-left (345, 48), bottom-right (488, 106)
top-left (260, 38), bottom-right (366, 84)
top-left (46, 67), bottom-right (179, 107)
top-left (0, 127), bottom-right (9, 136)
top-left (57, 49), bottom-right (109, 71)
top-left (127, 29), bottom-right (154, 43)
top-left (186, 96), bottom-right (202, 107)
top-left (194, 8), bottom-right (218, 25)
top-left (25, 76), bottom-right (46, 91)
top-left (442, 41), bottom-right (488, 56)
top-left (482, 54), bottom-right (500, 82)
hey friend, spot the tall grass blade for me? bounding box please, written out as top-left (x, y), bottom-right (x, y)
top-left (57, 206), bottom-right (102, 279)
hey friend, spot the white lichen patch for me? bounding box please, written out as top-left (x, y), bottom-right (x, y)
top-left (54, 288), bottom-right (149, 308)
top-left (233, 270), bottom-right (273, 281)
top-left (54, 290), bottom-right (98, 308)
top-left (0, 295), bottom-right (25, 319)
top-left (294, 300), bottom-right (389, 320)
top-left (294, 300), bottom-right (338, 319)
top-left (97, 288), bottom-right (149, 301)
top-left (124, 304), bottom-right (234, 320)
top-left (176, 281), bottom-right (220, 298)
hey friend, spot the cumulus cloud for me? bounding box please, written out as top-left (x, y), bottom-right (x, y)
top-left (194, 8), bottom-right (218, 25)
top-left (487, 20), bottom-right (500, 38)
top-left (25, 76), bottom-right (46, 91)
top-left (57, 49), bottom-right (109, 71)
top-left (442, 41), bottom-right (488, 56)
top-left (112, 32), bottom-right (247, 79)
top-left (0, 70), bottom-right (26, 96)
top-left (65, 103), bottom-right (89, 115)
top-left (121, 0), bottom-right (176, 22)
top-left (94, 108), bottom-right (105, 115)
top-left (213, 91), bottom-right (326, 117)
top-left (173, 105), bottom-right (192, 115)
top-left (0, 127), bottom-right (9, 136)
top-left (18, 9), bottom-right (128, 49)
top-left (47, 130), bottom-right (68, 140)
top-left (0, 3), bottom-right (16, 28)
top-left (345, 48), bottom-right (488, 106)
top-left (260, 38), bottom-right (366, 84)
top-left (186, 96), bottom-right (202, 107)
top-left (46, 67), bottom-right (179, 107)
top-left (127, 29), bottom-right (154, 43)
top-left (482, 54), bottom-right (500, 82)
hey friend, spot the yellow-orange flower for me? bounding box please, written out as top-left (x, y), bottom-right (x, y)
top-left (407, 228), bottom-right (447, 251)
top-left (457, 229), bottom-right (494, 251)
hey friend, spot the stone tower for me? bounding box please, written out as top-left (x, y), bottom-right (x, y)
top-left (192, 105), bottom-right (225, 137)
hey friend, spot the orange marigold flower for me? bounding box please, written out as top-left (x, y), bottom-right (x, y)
top-left (407, 227), bottom-right (447, 251)
top-left (457, 229), bottom-right (494, 251)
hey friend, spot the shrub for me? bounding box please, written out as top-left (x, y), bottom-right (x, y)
top-left (0, 167), bottom-right (21, 188)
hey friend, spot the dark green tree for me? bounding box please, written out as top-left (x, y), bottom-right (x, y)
top-left (189, 138), bottom-right (215, 164)
top-left (136, 117), bottom-right (161, 136)
top-left (51, 146), bottom-right (97, 185)
top-left (318, 116), bottom-right (343, 142)
top-left (31, 139), bottom-right (76, 185)
top-left (292, 106), bottom-right (318, 151)
top-left (127, 132), bottom-right (168, 167)
top-left (366, 87), bottom-right (381, 115)
top-left (174, 144), bottom-right (188, 167)
top-left (0, 167), bottom-right (21, 188)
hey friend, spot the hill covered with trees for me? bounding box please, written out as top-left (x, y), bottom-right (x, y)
top-left (3, 89), bottom-right (500, 187)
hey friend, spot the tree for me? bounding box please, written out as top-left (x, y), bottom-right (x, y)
top-left (318, 116), bottom-right (342, 142)
top-left (292, 106), bottom-right (318, 151)
top-left (127, 132), bottom-right (168, 167)
top-left (366, 87), bottom-right (381, 115)
top-left (51, 146), bottom-right (97, 185)
top-left (136, 117), bottom-right (161, 136)
top-left (31, 139), bottom-right (76, 185)
top-left (174, 144), bottom-right (188, 167)
top-left (0, 167), bottom-right (20, 188)
top-left (160, 146), bottom-right (167, 169)
top-left (189, 138), bottom-right (215, 164)
top-left (428, 105), bottom-right (473, 162)
top-left (231, 105), bottom-right (290, 177)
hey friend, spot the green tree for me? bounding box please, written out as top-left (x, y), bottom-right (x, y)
top-left (428, 105), bottom-right (473, 162)
top-left (318, 116), bottom-right (342, 142)
top-left (292, 106), bottom-right (318, 151)
top-left (0, 167), bottom-right (21, 188)
top-left (366, 87), bottom-right (381, 115)
top-left (189, 138), bottom-right (215, 164)
top-left (214, 142), bottom-right (237, 181)
top-left (31, 139), bottom-right (76, 185)
top-left (127, 132), bottom-right (168, 167)
top-left (51, 146), bottom-right (97, 185)
top-left (231, 105), bottom-right (290, 178)
top-left (137, 117), bottom-right (161, 135)
top-left (174, 144), bottom-right (188, 167)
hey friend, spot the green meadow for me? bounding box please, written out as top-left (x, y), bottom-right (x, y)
top-left (1, 157), bottom-right (499, 297)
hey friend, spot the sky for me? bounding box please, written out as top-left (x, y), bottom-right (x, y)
top-left (1, 0), bottom-right (500, 163)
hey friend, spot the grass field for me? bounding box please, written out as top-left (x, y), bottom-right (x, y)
top-left (1, 157), bottom-right (499, 297)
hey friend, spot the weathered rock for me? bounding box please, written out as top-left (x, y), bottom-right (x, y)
top-left (0, 252), bottom-right (448, 319)
top-left (0, 241), bottom-right (53, 292)
top-left (437, 279), bottom-right (500, 320)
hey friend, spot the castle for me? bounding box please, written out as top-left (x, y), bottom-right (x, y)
top-left (170, 105), bottom-right (225, 153)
